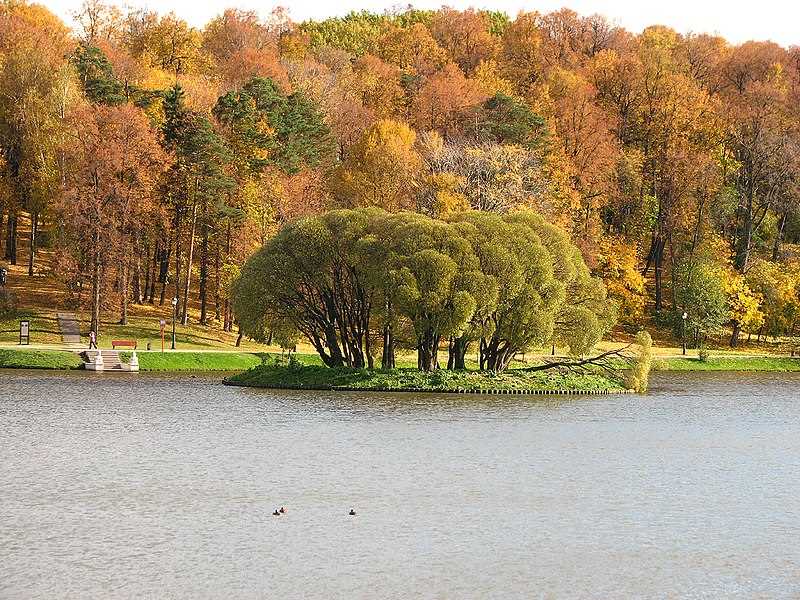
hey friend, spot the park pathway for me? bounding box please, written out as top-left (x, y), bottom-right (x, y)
top-left (57, 312), bottom-right (82, 347)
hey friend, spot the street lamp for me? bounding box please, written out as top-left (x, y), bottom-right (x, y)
top-left (681, 311), bottom-right (688, 355)
top-left (171, 297), bottom-right (178, 350)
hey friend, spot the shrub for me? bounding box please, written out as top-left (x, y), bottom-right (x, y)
top-left (624, 330), bottom-right (653, 392)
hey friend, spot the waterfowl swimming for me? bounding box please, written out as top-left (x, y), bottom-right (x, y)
top-left (349, 509), bottom-right (356, 516)
top-left (272, 509), bottom-right (280, 516)
top-left (279, 507), bottom-right (286, 514)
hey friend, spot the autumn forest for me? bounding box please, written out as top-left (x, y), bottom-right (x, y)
top-left (1, 0), bottom-right (799, 353)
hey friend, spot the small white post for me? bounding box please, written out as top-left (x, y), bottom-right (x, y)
top-left (128, 351), bottom-right (139, 372)
top-left (87, 351), bottom-right (104, 371)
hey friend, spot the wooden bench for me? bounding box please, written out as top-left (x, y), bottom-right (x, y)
top-left (111, 339), bottom-right (137, 350)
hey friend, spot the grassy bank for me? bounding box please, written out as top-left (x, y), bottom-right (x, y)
top-left (660, 355), bottom-right (800, 371)
top-left (0, 348), bottom-right (83, 370)
top-left (226, 361), bottom-right (626, 393)
top-left (120, 351), bottom-right (269, 371)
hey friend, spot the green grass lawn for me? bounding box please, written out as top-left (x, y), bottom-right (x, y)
top-left (661, 355), bottom-right (800, 371)
top-left (0, 348), bottom-right (83, 369)
top-left (226, 359), bottom-right (626, 393)
top-left (123, 351), bottom-right (272, 371)
top-left (93, 315), bottom-right (268, 351)
top-left (0, 311), bottom-right (62, 346)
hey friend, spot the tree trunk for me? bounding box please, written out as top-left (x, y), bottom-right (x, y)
top-left (132, 237), bottom-right (143, 303)
top-left (223, 299), bottom-right (231, 332)
top-left (173, 212), bottom-right (182, 313)
top-left (772, 212), bottom-right (788, 262)
top-left (120, 257), bottom-right (129, 325)
top-left (381, 322), bottom-right (395, 370)
top-left (148, 239), bottom-right (160, 303)
top-left (91, 226), bottom-right (101, 336)
top-left (142, 240), bottom-right (151, 303)
top-left (214, 244), bottom-right (221, 321)
top-left (654, 238), bottom-right (664, 313)
top-left (199, 222), bottom-right (209, 325)
top-left (149, 249), bottom-right (157, 303)
top-left (735, 194), bottom-right (753, 272)
top-left (417, 328), bottom-right (439, 372)
top-left (448, 336), bottom-right (469, 370)
top-left (27, 212), bottom-right (37, 276)
top-left (729, 321), bottom-right (741, 348)
top-left (181, 201), bottom-right (197, 325)
top-left (365, 332), bottom-right (374, 369)
top-left (5, 214), bottom-right (17, 265)
top-left (235, 324), bottom-right (242, 347)
top-left (159, 236), bottom-right (171, 305)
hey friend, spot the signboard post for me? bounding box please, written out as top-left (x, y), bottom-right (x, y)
top-left (160, 319), bottom-right (166, 352)
top-left (19, 320), bottom-right (30, 345)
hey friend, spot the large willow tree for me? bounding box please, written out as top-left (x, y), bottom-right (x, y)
top-left (233, 208), bottom-right (616, 372)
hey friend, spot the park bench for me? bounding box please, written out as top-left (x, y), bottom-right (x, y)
top-left (111, 339), bottom-right (137, 350)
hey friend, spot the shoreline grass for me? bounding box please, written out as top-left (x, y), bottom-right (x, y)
top-left (0, 348), bottom-right (83, 370)
top-left (120, 351), bottom-right (269, 371)
top-left (3, 347), bottom-right (800, 377)
top-left (659, 356), bottom-right (800, 371)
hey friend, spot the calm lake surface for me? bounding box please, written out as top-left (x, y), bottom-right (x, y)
top-left (1, 369), bottom-right (799, 599)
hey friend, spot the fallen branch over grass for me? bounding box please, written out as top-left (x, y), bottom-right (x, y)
top-left (524, 332), bottom-right (653, 392)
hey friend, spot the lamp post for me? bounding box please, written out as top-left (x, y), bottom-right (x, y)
top-left (681, 311), bottom-right (688, 355)
top-left (171, 297), bottom-right (178, 350)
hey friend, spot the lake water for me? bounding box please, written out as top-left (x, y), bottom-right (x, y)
top-left (1, 369), bottom-right (799, 598)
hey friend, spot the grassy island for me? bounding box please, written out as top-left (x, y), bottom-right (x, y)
top-left (225, 360), bottom-right (628, 394)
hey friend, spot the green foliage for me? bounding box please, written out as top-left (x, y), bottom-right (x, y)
top-left (233, 208), bottom-right (381, 368)
top-left (72, 45), bottom-right (126, 105)
top-left (746, 260), bottom-right (800, 340)
top-left (213, 77), bottom-right (332, 176)
top-left (234, 208), bottom-right (616, 373)
top-left (673, 259), bottom-right (729, 343)
top-left (506, 212), bottom-right (617, 356)
top-left (449, 211), bottom-right (561, 370)
top-left (389, 218), bottom-right (482, 370)
top-left (299, 10), bottom-right (434, 55)
top-left (163, 84), bottom-right (233, 201)
top-left (624, 330), bottom-right (653, 392)
top-left (481, 10), bottom-right (511, 36)
top-left (300, 11), bottom-right (388, 55)
top-left (475, 93), bottom-right (548, 151)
